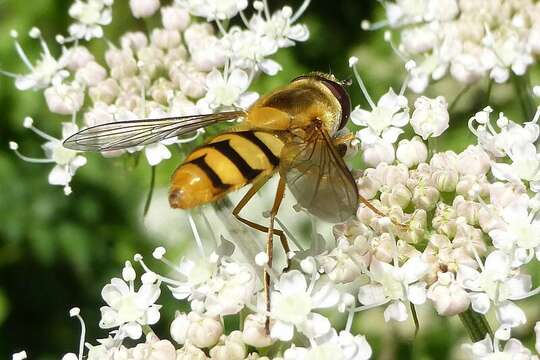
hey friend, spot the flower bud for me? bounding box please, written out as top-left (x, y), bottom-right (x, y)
top-left (186, 312), bottom-right (223, 348)
top-left (161, 6), bottom-right (190, 31)
top-left (410, 96), bottom-right (449, 140)
top-left (170, 312), bottom-right (190, 345)
top-left (379, 163), bottom-right (410, 186)
top-left (431, 169), bottom-right (458, 192)
top-left (453, 196), bottom-right (480, 226)
top-left (396, 136), bottom-right (428, 168)
top-left (89, 79), bottom-right (120, 104)
top-left (151, 29), bottom-right (181, 50)
top-left (210, 331), bottom-right (246, 360)
top-left (75, 61), bottom-right (107, 86)
top-left (362, 141), bottom-right (395, 167)
top-left (412, 185), bottom-right (440, 211)
top-left (427, 272), bottom-right (470, 316)
top-left (130, 0), bottom-right (160, 18)
top-left (44, 82), bottom-right (84, 115)
top-left (457, 145), bottom-right (491, 176)
top-left (176, 343), bottom-right (208, 359)
top-left (356, 169), bottom-right (381, 200)
top-left (380, 183), bottom-right (411, 209)
top-left (120, 32), bottom-right (148, 51)
top-left (399, 209), bottom-right (427, 245)
top-left (242, 314), bottom-right (274, 348)
top-left (400, 27), bottom-right (437, 54)
top-left (170, 64), bottom-right (207, 99)
top-left (372, 233), bottom-right (396, 263)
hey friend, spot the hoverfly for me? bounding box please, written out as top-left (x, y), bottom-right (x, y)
top-left (64, 72), bottom-right (384, 326)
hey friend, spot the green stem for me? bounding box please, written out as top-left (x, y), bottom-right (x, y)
top-left (143, 165), bottom-right (156, 217)
top-left (448, 84), bottom-right (472, 114)
top-left (485, 79), bottom-right (493, 104)
top-left (410, 303), bottom-right (419, 337)
top-left (459, 308), bottom-right (493, 342)
top-left (512, 74), bottom-right (533, 120)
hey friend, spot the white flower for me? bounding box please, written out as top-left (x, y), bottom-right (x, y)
top-left (396, 136), bottom-right (427, 168)
top-left (249, 6), bottom-right (309, 49)
top-left (410, 96), bottom-right (449, 140)
top-left (6, 30), bottom-right (66, 90)
top-left (11, 351), bottom-right (27, 360)
top-left (170, 312), bottom-right (190, 345)
top-left (463, 334), bottom-right (537, 360)
top-left (68, 0), bottom-right (113, 41)
top-left (352, 88), bottom-right (409, 145)
top-left (44, 81), bottom-right (85, 115)
top-left (130, 0), bottom-right (160, 18)
top-left (358, 256), bottom-right (429, 322)
top-left (209, 331), bottom-right (247, 360)
top-left (242, 314), bottom-right (274, 348)
top-left (427, 271), bottom-right (470, 316)
top-left (99, 265), bottom-right (161, 339)
top-left (185, 312), bottom-right (223, 348)
top-left (282, 328), bottom-right (372, 360)
top-left (488, 196), bottom-right (540, 258)
top-left (11, 120), bottom-right (86, 194)
top-left (458, 250), bottom-right (530, 327)
top-left (362, 138), bottom-right (396, 167)
top-left (270, 270), bottom-right (340, 341)
top-left (184, 0), bottom-right (248, 21)
top-left (199, 68), bottom-right (253, 110)
top-left (161, 5), bottom-right (191, 31)
top-left (130, 333), bottom-right (176, 360)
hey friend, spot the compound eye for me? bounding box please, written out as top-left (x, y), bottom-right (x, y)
top-left (320, 80), bottom-right (351, 130)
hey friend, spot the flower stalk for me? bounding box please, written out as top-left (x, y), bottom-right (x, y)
top-left (459, 308), bottom-right (493, 343)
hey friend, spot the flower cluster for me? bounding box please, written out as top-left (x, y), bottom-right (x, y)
top-left (8, 1), bottom-right (540, 360)
top-left (5, 0), bottom-right (309, 192)
top-left (368, 0), bottom-right (540, 92)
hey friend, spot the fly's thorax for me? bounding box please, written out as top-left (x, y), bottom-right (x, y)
top-left (248, 77), bottom-right (345, 136)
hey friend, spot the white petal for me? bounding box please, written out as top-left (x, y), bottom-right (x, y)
top-left (383, 300), bottom-right (408, 322)
top-left (310, 282), bottom-right (340, 309)
top-left (48, 165), bottom-right (70, 186)
top-left (407, 282), bottom-right (427, 305)
top-left (358, 284), bottom-right (386, 305)
top-left (496, 301), bottom-right (526, 328)
top-left (206, 69), bottom-right (224, 87)
top-left (275, 270), bottom-right (307, 295)
top-left (228, 68), bottom-right (249, 92)
top-left (350, 107), bottom-right (371, 126)
top-left (122, 322), bottom-right (143, 339)
top-left (270, 320), bottom-right (294, 341)
top-left (378, 88), bottom-right (399, 109)
top-left (298, 313), bottom-right (331, 338)
top-left (260, 59), bottom-right (282, 76)
top-left (145, 143), bottom-right (171, 166)
top-left (381, 127), bottom-right (404, 144)
top-left (144, 305), bottom-right (161, 325)
top-left (506, 274), bottom-right (532, 300)
top-left (401, 256), bottom-right (429, 284)
top-left (391, 111), bottom-right (409, 127)
top-left (470, 293), bottom-right (491, 314)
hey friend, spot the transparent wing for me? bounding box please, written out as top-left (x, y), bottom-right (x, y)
top-left (63, 111), bottom-right (246, 151)
top-left (279, 126), bottom-right (359, 223)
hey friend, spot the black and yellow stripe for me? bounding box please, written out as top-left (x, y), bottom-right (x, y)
top-left (170, 131), bottom-right (284, 209)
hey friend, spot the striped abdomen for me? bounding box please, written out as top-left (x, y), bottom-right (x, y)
top-left (169, 131), bottom-right (284, 209)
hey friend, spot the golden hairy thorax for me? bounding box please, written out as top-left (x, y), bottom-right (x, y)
top-left (169, 74), bottom-right (346, 209)
top-left (246, 76), bottom-right (344, 136)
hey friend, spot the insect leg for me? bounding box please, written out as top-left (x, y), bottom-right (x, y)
top-left (358, 193), bottom-right (408, 231)
top-left (232, 176), bottom-right (290, 333)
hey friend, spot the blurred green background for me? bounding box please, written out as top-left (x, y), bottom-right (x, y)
top-left (0, 1), bottom-right (538, 359)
